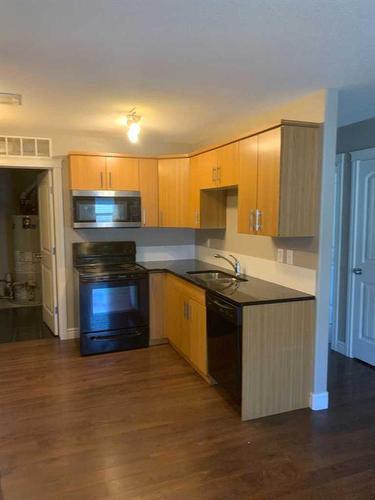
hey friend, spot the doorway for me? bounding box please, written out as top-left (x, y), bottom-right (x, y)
top-left (0, 162), bottom-right (66, 341)
top-left (331, 148), bottom-right (375, 367)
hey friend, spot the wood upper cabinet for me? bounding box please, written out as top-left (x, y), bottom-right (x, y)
top-left (188, 156), bottom-right (226, 229)
top-left (106, 157), bottom-right (139, 191)
top-left (69, 155), bottom-right (106, 190)
top-left (139, 158), bottom-right (158, 227)
top-left (238, 123), bottom-right (320, 237)
top-left (216, 142), bottom-right (239, 187)
top-left (257, 128), bottom-right (281, 236)
top-left (191, 150), bottom-right (218, 189)
top-left (238, 135), bottom-right (258, 234)
top-left (69, 155), bottom-right (139, 191)
top-left (158, 158), bottom-right (189, 228)
top-left (165, 274), bottom-right (207, 377)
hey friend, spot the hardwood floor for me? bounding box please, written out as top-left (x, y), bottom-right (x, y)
top-left (0, 340), bottom-right (375, 499)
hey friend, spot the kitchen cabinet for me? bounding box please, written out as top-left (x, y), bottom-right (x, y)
top-left (189, 155), bottom-right (226, 229)
top-left (106, 157), bottom-right (139, 190)
top-left (165, 274), bottom-right (208, 377)
top-left (238, 135), bottom-right (258, 234)
top-left (139, 158), bottom-right (159, 227)
top-left (216, 142), bottom-right (239, 187)
top-left (158, 158), bottom-right (189, 228)
top-left (191, 142), bottom-right (239, 190)
top-left (238, 123), bottom-right (320, 237)
top-left (149, 273), bottom-right (167, 344)
top-left (69, 155), bottom-right (106, 190)
top-left (69, 155), bottom-right (139, 191)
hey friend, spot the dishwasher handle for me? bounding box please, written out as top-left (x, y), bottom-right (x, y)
top-left (206, 294), bottom-right (242, 325)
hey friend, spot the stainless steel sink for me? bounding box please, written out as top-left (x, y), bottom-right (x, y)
top-left (187, 270), bottom-right (247, 283)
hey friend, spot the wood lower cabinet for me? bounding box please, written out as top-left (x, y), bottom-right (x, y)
top-left (158, 158), bottom-right (189, 227)
top-left (149, 273), bottom-right (167, 345)
top-left (164, 274), bottom-right (208, 378)
top-left (238, 123), bottom-right (320, 237)
top-left (139, 158), bottom-right (159, 227)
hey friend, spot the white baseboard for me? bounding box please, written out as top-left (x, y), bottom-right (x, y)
top-left (310, 391), bottom-right (329, 410)
top-left (63, 327), bottom-right (79, 340)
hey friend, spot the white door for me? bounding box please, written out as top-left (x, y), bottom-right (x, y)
top-left (350, 149), bottom-right (375, 365)
top-left (38, 170), bottom-right (59, 335)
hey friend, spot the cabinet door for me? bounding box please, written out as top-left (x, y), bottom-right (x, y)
top-left (257, 128), bottom-right (281, 236)
top-left (194, 150), bottom-right (218, 189)
top-left (238, 136), bottom-right (258, 234)
top-left (149, 273), bottom-right (166, 342)
top-left (139, 158), bottom-right (159, 227)
top-left (106, 157), bottom-right (139, 191)
top-left (158, 158), bottom-right (189, 227)
top-left (217, 142), bottom-right (239, 187)
top-left (188, 298), bottom-right (207, 375)
top-left (165, 275), bottom-right (189, 354)
top-left (69, 155), bottom-right (106, 190)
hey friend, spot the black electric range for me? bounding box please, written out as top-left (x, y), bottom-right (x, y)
top-left (73, 242), bottom-right (149, 356)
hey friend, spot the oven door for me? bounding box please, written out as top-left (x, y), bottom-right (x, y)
top-left (72, 190), bottom-right (141, 228)
top-left (79, 275), bottom-right (149, 334)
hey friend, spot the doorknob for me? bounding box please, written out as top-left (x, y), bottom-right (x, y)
top-left (353, 268), bottom-right (363, 275)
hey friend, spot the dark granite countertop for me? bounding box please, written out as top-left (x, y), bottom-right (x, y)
top-left (138, 259), bottom-right (314, 306)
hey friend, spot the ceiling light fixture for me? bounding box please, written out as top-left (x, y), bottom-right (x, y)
top-left (125, 108), bottom-right (141, 143)
top-left (0, 93), bottom-right (22, 105)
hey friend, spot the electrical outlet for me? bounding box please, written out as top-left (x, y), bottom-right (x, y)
top-left (277, 248), bottom-right (284, 263)
top-left (286, 250), bottom-right (294, 265)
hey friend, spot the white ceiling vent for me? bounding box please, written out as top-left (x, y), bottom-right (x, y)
top-left (0, 136), bottom-right (52, 158)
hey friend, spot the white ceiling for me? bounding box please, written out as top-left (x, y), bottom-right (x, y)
top-left (1, 0), bottom-right (374, 152)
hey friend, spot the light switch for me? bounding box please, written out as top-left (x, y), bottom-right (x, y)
top-left (286, 250), bottom-right (294, 265)
top-left (277, 248), bottom-right (284, 263)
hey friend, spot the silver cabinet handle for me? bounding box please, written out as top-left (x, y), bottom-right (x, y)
top-left (255, 209), bottom-right (262, 231)
top-left (109, 171), bottom-right (112, 188)
top-left (142, 208), bottom-right (146, 226)
top-left (100, 172), bottom-right (104, 188)
top-left (212, 167), bottom-right (216, 182)
top-left (353, 268), bottom-right (363, 275)
top-left (250, 210), bottom-right (255, 231)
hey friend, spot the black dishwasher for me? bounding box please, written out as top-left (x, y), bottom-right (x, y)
top-left (207, 293), bottom-right (242, 405)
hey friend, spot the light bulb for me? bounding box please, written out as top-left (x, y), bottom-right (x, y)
top-left (127, 121), bottom-right (140, 143)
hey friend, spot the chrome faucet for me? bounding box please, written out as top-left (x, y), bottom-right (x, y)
top-left (214, 254), bottom-right (241, 277)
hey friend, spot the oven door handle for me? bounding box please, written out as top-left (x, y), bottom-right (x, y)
top-left (89, 331), bottom-right (144, 341)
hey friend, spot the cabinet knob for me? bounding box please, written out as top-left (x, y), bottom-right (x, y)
top-left (353, 268), bottom-right (363, 275)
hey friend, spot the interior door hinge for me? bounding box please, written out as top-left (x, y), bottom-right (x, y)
top-left (54, 306), bottom-right (59, 315)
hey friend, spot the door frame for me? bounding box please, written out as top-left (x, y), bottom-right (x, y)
top-left (346, 147), bottom-right (375, 358)
top-left (0, 156), bottom-right (67, 338)
top-left (330, 153), bottom-right (353, 356)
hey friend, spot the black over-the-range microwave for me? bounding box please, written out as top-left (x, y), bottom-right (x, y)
top-left (72, 190), bottom-right (142, 229)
